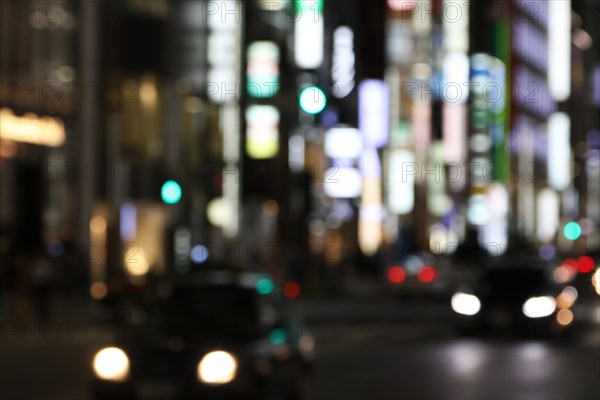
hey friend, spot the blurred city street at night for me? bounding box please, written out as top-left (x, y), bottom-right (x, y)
top-left (1, 0), bottom-right (600, 399)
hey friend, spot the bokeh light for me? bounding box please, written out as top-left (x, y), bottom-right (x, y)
top-left (161, 180), bottom-right (182, 204)
top-left (577, 256), bottom-right (595, 273)
top-left (283, 281), bottom-right (301, 298)
top-left (257, 278), bottom-right (274, 295)
top-left (556, 309), bottom-right (574, 326)
top-left (418, 266), bottom-right (437, 283)
top-left (299, 86), bottom-right (327, 114)
top-left (190, 245), bottom-right (209, 264)
top-left (563, 221), bottom-right (582, 240)
top-left (387, 266), bottom-right (406, 284)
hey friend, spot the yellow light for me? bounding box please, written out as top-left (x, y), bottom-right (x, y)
top-left (198, 351), bottom-right (237, 384)
top-left (0, 108), bottom-right (65, 147)
top-left (556, 293), bottom-right (575, 309)
top-left (124, 248), bottom-right (150, 276)
top-left (207, 197), bottom-right (235, 228)
top-left (592, 269), bottom-right (600, 295)
top-left (93, 347), bottom-right (130, 381)
top-left (245, 105), bottom-right (279, 159)
top-left (139, 77), bottom-right (158, 107)
top-left (90, 216), bottom-right (107, 235)
top-left (556, 309), bottom-right (573, 326)
top-left (359, 177), bottom-right (382, 256)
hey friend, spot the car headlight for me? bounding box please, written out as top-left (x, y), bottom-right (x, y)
top-left (93, 347), bottom-right (130, 381)
top-left (197, 351), bottom-right (237, 384)
top-left (451, 292), bottom-right (481, 316)
top-left (522, 296), bottom-right (556, 318)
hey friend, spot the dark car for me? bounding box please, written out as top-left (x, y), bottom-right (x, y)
top-left (91, 270), bottom-right (315, 400)
top-left (450, 260), bottom-right (576, 338)
top-left (385, 251), bottom-right (453, 299)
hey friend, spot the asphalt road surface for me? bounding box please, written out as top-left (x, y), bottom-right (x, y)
top-left (1, 295), bottom-right (599, 400)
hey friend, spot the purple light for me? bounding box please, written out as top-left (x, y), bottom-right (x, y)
top-left (359, 80), bottom-right (389, 149)
top-left (332, 158), bottom-right (353, 168)
top-left (120, 202), bottom-right (137, 240)
top-left (322, 108), bottom-right (339, 129)
top-left (593, 64), bottom-right (600, 106)
top-left (539, 244), bottom-right (556, 260)
top-left (588, 129), bottom-right (600, 149)
top-left (359, 148), bottom-right (381, 178)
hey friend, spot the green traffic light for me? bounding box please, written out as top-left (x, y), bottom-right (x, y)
top-left (563, 221), bottom-right (582, 241)
top-left (269, 328), bottom-right (286, 345)
top-left (161, 180), bottom-right (182, 204)
top-left (256, 278), bottom-right (274, 295)
top-left (299, 86), bottom-right (326, 114)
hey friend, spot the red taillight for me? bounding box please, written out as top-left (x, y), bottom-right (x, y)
top-left (283, 281), bottom-right (301, 299)
top-left (418, 266), bottom-right (437, 283)
top-left (388, 266), bottom-right (406, 284)
top-left (577, 256), bottom-right (594, 273)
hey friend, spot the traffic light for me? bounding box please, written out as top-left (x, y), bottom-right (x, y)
top-left (563, 221), bottom-right (581, 240)
top-left (299, 86), bottom-right (327, 114)
top-left (161, 180), bottom-right (182, 204)
top-left (256, 277), bottom-right (274, 295)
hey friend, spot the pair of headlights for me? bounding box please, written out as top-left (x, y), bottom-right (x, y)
top-left (451, 292), bottom-right (557, 319)
top-left (93, 347), bottom-right (238, 385)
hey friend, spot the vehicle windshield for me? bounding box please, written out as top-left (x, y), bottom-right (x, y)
top-left (482, 268), bottom-right (550, 293)
top-left (126, 285), bottom-right (262, 338)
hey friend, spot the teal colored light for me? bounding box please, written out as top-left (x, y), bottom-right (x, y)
top-left (269, 328), bottom-right (286, 345)
top-left (564, 222), bottom-right (582, 241)
top-left (256, 278), bottom-right (274, 295)
top-left (161, 180), bottom-right (182, 204)
top-left (247, 80), bottom-right (279, 98)
top-left (296, 0), bottom-right (323, 13)
top-left (299, 86), bottom-right (326, 114)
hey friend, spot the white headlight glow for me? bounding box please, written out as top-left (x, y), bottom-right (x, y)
top-left (451, 292), bottom-right (481, 316)
top-left (198, 350), bottom-right (237, 385)
top-left (93, 347), bottom-right (130, 381)
top-left (522, 296), bottom-right (556, 318)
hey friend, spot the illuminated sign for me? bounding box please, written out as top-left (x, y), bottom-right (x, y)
top-left (426, 141), bottom-right (452, 217)
top-left (548, 0), bottom-right (571, 101)
top-left (513, 19), bottom-right (547, 73)
top-left (387, 149), bottom-right (415, 214)
top-left (442, 103), bottom-right (467, 165)
top-left (359, 148), bottom-right (382, 178)
top-left (442, 0), bottom-right (469, 53)
top-left (324, 127), bottom-right (362, 159)
top-left (359, 148), bottom-right (383, 254)
top-left (323, 166), bottom-right (362, 198)
top-left (0, 108), bottom-right (65, 147)
top-left (467, 194), bottom-right (490, 226)
top-left (247, 41), bottom-right (279, 98)
top-left (442, 52), bottom-right (469, 104)
top-left (331, 26), bottom-right (355, 98)
top-left (537, 188), bottom-right (559, 242)
top-left (245, 105), bottom-right (279, 159)
top-left (359, 80), bottom-right (389, 148)
top-left (294, 0), bottom-right (324, 69)
top-left (513, 65), bottom-right (555, 118)
top-left (547, 112), bottom-right (571, 191)
top-left (206, 0), bottom-right (242, 103)
top-left (385, 20), bottom-right (413, 67)
top-left (412, 0), bottom-right (432, 36)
